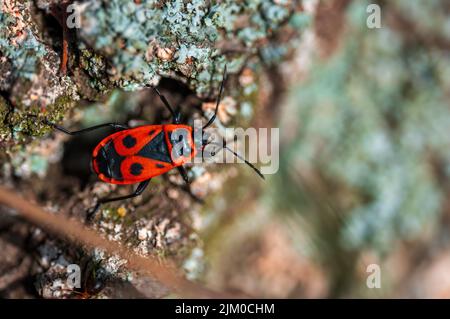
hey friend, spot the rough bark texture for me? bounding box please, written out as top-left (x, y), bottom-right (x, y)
top-left (0, 0), bottom-right (305, 298)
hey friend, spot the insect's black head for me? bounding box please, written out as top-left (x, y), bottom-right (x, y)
top-left (197, 129), bottom-right (218, 159)
top-left (200, 129), bottom-right (211, 148)
top-left (169, 127), bottom-right (194, 161)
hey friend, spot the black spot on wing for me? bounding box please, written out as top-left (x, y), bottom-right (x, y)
top-left (123, 135), bottom-right (137, 148)
top-left (137, 131), bottom-right (171, 163)
top-left (156, 164), bottom-right (165, 169)
top-left (130, 163), bottom-right (143, 176)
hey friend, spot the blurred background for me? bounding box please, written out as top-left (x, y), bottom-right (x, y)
top-left (1, 0), bottom-right (450, 298)
top-left (202, 0), bottom-right (450, 298)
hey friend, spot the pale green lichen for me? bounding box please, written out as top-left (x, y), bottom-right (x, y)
top-left (0, 0), bottom-right (47, 81)
top-left (78, 0), bottom-right (301, 94)
top-left (0, 0), bottom-right (78, 140)
top-left (1, 0), bottom-right (304, 141)
top-left (277, 0), bottom-right (450, 252)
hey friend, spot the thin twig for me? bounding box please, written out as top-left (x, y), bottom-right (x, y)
top-left (0, 186), bottom-right (230, 299)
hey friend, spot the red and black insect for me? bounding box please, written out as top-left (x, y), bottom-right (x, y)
top-left (44, 67), bottom-right (264, 220)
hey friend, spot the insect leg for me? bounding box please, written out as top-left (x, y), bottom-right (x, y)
top-left (86, 179), bottom-right (151, 221)
top-left (177, 166), bottom-right (190, 184)
top-left (175, 167), bottom-right (206, 203)
top-left (149, 86), bottom-right (179, 123)
top-left (45, 121), bottom-right (129, 136)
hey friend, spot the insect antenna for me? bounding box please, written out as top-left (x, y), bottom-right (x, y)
top-left (148, 85), bottom-right (178, 120)
top-left (209, 140), bottom-right (265, 180)
top-left (203, 65), bottom-right (227, 130)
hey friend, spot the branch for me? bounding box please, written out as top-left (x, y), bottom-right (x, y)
top-left (0, 186), bottom-right (229, 299)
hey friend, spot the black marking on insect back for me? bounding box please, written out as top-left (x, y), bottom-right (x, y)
top-left (156, 164), bottom-right (165, 169)
top-left (149, 130), bottom-right (155, 136)
top-left (95, 140), bottom-right (125, 181)
top-left (130, 163), bottom-right (143, 176)
top-left (137, 131), bottom-right (171, 163)
top-left (123, 135), bottom-right (137, 148)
